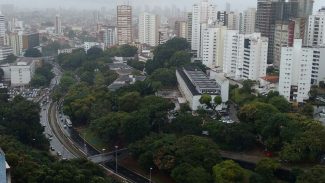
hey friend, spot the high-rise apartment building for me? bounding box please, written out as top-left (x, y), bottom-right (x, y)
top-left (227, 12), bottom-right (240, 30)
top-left (0, 12), bottom-right (5, 46)
top-left (138, 12), bottom-right (159, 47)
top-left (8, 32), bottom-right (23, 56)
top-left (306, 7), bottom-right (325, 47)
top-left (217, 11), bottom-right (228, 26)
top-left (223, 31), bottom-right (268, 81)
top-left (98, 26), bottom-right (117, 48)
top-left (273, 18), bottom-right (306, 66)
top-left (22, 32), bottom-right (40, 50)
top-left (255, 0), bottom-right (299, 64)
top-left (292, 0), bottom-right (314, 18)
top-left (55, 15), bottom-right (62, 35)
top-left (278, 39), bottom-right (325, 103)
top-left (202, 26), bottom-right (227, 68)
top-left (191, 0), bottom-right (217, 57)
top-left (187, 12), bottom-right (193, 44)
top-left (117, 5), bottom-right (132, 45)
top-left (243, 8), bottom-right (256, 34)
top-left (175, 21), bottom-right (188, 39)
top-left (0, 46), bottom-right (13, 61)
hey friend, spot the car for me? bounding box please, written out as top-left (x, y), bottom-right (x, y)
top-left (50, 146), bottom-right (55, 151)
top-left (63, 125), bottom-right (67, 129)
top-left (49, 137), bottom-right (53, 141)
top-left (57, 152), bottom-right (62, 156)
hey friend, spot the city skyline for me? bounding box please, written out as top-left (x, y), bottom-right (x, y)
top-left (2, 0), bottom-right (323, 12)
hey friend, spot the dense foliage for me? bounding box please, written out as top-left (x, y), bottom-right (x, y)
top-left (0, 94), bottom-right (114, 183)
top-left (30, 62), bottom-right (55, 87)
top-left (24, 48), bottom-right (42, 57)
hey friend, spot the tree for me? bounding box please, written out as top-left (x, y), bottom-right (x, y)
top-left (238, 102), bottom-right (279, 124)
top-left (297, 165), bottom-right (325, 183)
top-left (212, 160), bottom-right (248, 183)
top-left (167, 51), bottom-right (191, 67)
top-left (87, 47), bottom-right (103, 60)
top-left (171, 163), bottom-right (211, 183)
top-left (118, 44), bottom-right (138, 57)
top-left (174, 135), bottom-right (221, 170)
top-left (199, 94), bottom-right (222, 111)
top-left (241, 79), bottom-right (255, 93)
top-left (24, 48), bottom-right (42, 57)
top-left (118, 92), bottom-right (141, 112)
top-left (169, 113), bottom-right (203, 135)
top-left (301, 103), bottom-right (314, 117)
top-left (255, 158), bottom-right (280, 183)
top-left (268, 96), bottom-right (291, 112)
top-left (121, 111), bottom-right (150, 143)
top-left (4, 54), bottom-right (17, 63)
top-left (149, 68), bottom-right (177, 87)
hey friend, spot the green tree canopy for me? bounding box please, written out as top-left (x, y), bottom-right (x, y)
top-left (24, 48), bottom-right (42, 57)
top-left (212, 160), bottom-right (249, 183)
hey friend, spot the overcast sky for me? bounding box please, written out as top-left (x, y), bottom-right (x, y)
top-left (3, 0), bottom-right (324, 12)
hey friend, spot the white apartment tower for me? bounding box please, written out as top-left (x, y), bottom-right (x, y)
top-left (243, 8), bottom-right (256, 34)
top-left (55, 15), bottom-right (62, 35)
top-left (191, 0), bottom-right (217, 57)
top-left (202, 26), bottom-right (227, 68)
top-left (223, 31), bottom-right (268, 81)
top-left (117, 5), bottom-right (132, 45)
top-left (138, 12), bottom-right (159, 47)
top-left (306, 7), bottom-right (325, 46)
top-left (227, 12), bottom-right (240, 30)
top-left (279, 39), bottom-right (312, 103)
top-left (0, 12), bottom-right (5, 46)
top-left (8, 32), bottom-right (23, 56)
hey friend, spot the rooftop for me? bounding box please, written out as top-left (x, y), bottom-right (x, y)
top-left (11, 57), bottom-right (39, 66)
top-left (177, 67), bottom-right (220, 96)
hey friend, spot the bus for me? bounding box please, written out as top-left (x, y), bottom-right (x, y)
top-left (65, 118), bottom-right (72, 128)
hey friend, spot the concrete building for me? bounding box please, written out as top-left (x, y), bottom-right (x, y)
top-left (0, 12), bottom-right (5, 46)
top-left (175, 21), bottom-right (188, 39)
top-left (243, 8), bottom-right (256, 34)
top-left (0, 148), bottom-right (11, 183)
top-left (55, 15), bottom-right (62, 35)
top-left (98, 26), bottom-right (117, 48)
top-left (176, 67), bottom-right (223, 110)
top-left (306, 7), bottom-right (325, 46)
top-left (191, 0), bottom-right (217, 58)
top-left (217, 11), bottom-right (228, 26)
top-left (202, 26), bottom-right (227, 69)
top-left (57, 48), bottom-right (77, 55)
top-left (255, 0), bottom-right (300, 64)
top-left (0, 63), bottom-right (11, 82)
top-left (0, 46), bottom-right (13, 62)
top-left (22, 32), bottom-right (40, 50)
top-left (293, 0), bottom-right (314, 18)
top-left (273, 18), bottom-right (306, 67)
top-left (227, 12), bottom-right (240, 30)
top-left (138, 12), bottom-right (160, 47)
top-left (223, 31), bottom-right (268, 81)
top-left (83, 42), bottom-right (105, 53)
top-left (279, 39), bottom-right (313, 103)
top-left (187, 12), bottom-right (193, 44)
top-left (117, 5), bottom-right (132, 45)
top-left (10, 57), bottom-right (37, 86)
top-left (8, 32), bottom-right (23, 56)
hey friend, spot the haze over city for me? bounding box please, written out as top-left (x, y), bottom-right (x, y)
top-left (2, 0), bottom-right (324, 12)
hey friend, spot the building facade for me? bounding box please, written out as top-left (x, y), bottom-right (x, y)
top-left (0, 46), bottom-right (13, 61)
top-left (0, 148), bottom-right (11, 183)
top-left (98, 26), bottom-right (117, 48)
top-left (243, 8), bottom-right (256, 34)
top-left (117, 5), bottom-right (132, 45)
top-left (0, 12), bottom-right (5, 46)
top-left (8, 32), bottom-right (23, 56)
top-left (175, 21), bottom-right (188, 39)
top-left (22, 32), bottom-right (40, 50)
top-left (10, 57), bottom-right (36, 86)
top-left (202, 26), bottom-right (227, 68)
top-left (223, 31), bottom-right (268, 81)
top-left (55, 15), bottom-right (62, 35)
top-left (138, 12), bottom-right (159, 47)
top-left (176, 67), bottom-right (223, 110)
top-left (306, 8), bottom-right (325, 47)
top-left (191, 0), bottom-right (217, 58)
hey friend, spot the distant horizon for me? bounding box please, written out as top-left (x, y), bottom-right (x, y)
top-left (1, 0), bottom-right (323, 13)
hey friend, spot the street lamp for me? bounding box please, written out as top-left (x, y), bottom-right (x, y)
top-left (149, 167), bottom-right (153, 183)
top-left (115, 145), bottom-right (118, 173)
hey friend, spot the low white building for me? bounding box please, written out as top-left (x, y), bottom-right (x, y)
top-left (209, 69), bottom-right (229, 103)
top-left (57, 48), bottom-right (76, 55)
top-left (176, 67), bottom-right (228, 111)
top-left (10, 57), bottom-right (37, 86)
